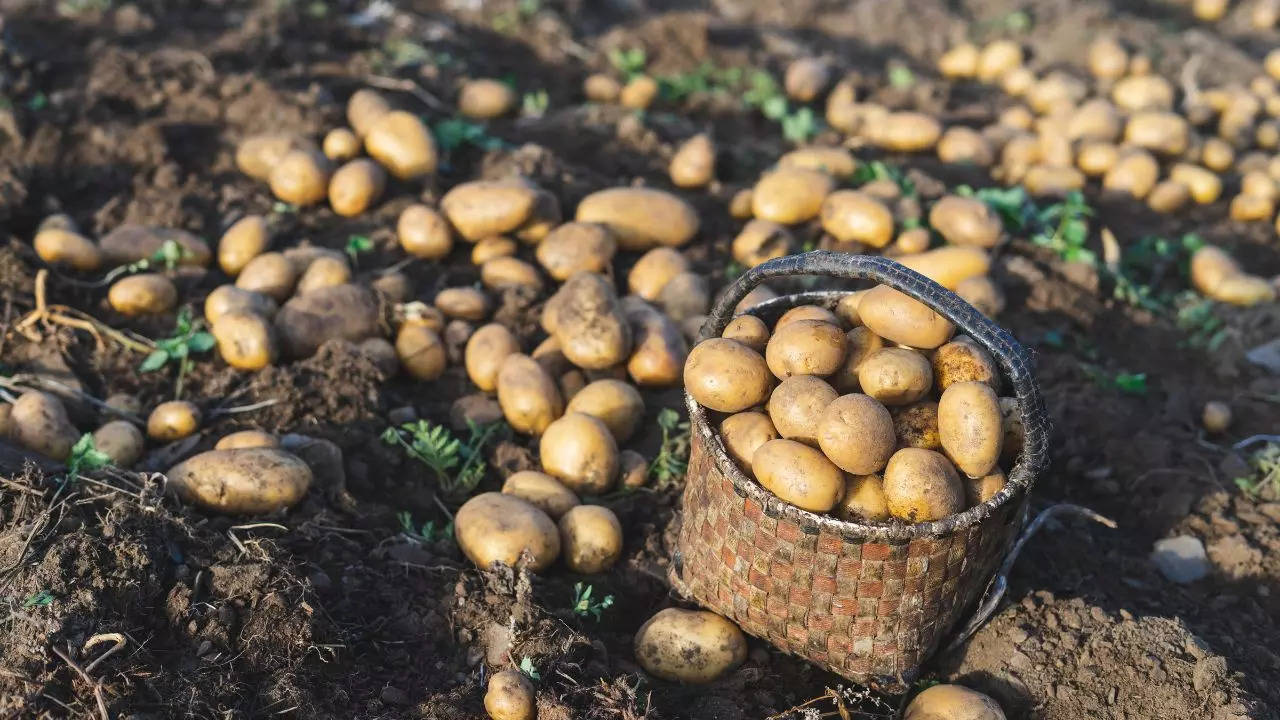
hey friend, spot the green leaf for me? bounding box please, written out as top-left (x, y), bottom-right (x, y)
top-left (67, 433), bottom-right (112, 473)
top-left (23, 590), bottom-right (54, 608)
top-left (139, 349), bottom-right (170, 372)
top-left (1114, 372), bottom-right (1147, 395)
top-left (761, 95), bottom-right (788, 121)
top-left (187, 332), bottom-right (215, 354)
top-left (888, 65), bottom-right (915, 88)
top-left (781, 107), bottom-right (818, 142)
top-left (519, 656), bottom-right (540, 680)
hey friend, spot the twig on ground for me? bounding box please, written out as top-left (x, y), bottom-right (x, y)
top-left (49, 643), bottom-right (109, 720)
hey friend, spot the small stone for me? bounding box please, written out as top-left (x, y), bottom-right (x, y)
top-left (1151, 535), bottom-right (1210, 584)
top-left (1217, 452), bottom-right (1250, 481)
top-left (1246, 337), bottom-right (1280, 374)
top-left (1008, 626), bottom-right (1029, 644)
top-left (388, 406), bottom-right (418, 425)
top-left (196, 639), bottom-right (213, 657)
top-left (449, 394), bottom-right (503, 431)
top-left (380, 686), bottom-right (410, 705)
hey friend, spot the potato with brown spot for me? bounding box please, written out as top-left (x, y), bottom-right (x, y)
top-left (892, 401), bottom-right (941, 450)
top-left (205, 285), bottom-right (277, 325)
top-left (10, 391), bottom-right (79, 460)
top-left (938, 381), bottom-right (1003, 479)
top-left (751, 439), bottom-right (846, 512)
top-left (765, 320), bottom-right (847, 378)
top-left (485, 669), bottom-right (535, 720)
top-left (536, 222), bottom-right (616, 281)
top-left (168, 447), bottom-right (311, 515)
top-left (109, 273), bottom-right (177, 315)
top-left (830, 326), bottom-right (884, 393)
top-left (684, 338), bottom-right (772, 412)
top-left (732, 219), bottom-right (792, 268)
top-left (625, 300), bottom-right (688, 387)
top-left (634, 608), bottom-right (747, 684)
top-left (767, 376), bottom-right (838, 446)
top-left (275, 284), bottom-right (380, 358)
top-left (92, 420), bottom-right (143, 468)
top-left (817, 393), bottom-right (895, 475)
top-left (147, 401), bottom-right (201, 442)
top-left (540, 412), bottom-right (618, 494)
top-left (213, 310), bottom-right (278, 371)
top-left (543, 273), bottom-right (632, 370)
top-left (752, 167), bottom-right (834, 225)
top-left (559, 505), bottom-right (623, 573)
top-left (395, 324), bottom-right (447, 381)
top-left (497, 354), bottom-right (564, 435)
top-left (835, 473), bottom-right (890, 522)
top-left (883, 448), bottom-right (964, 523)
top-left (566, 379), bottom-right (644, 443)
top-left (965, 469), bottom-right (1006, 506)
top-left (454, 492), bottom-right (560, 571)
top-left (932, 338), bottom-right (999, 391)
top-left (721, 315), bottom-right (769, 352)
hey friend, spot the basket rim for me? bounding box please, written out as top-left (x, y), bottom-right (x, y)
top-left (686, 255), bottom-right (1049, 542)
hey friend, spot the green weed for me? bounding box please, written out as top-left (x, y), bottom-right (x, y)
top-left (433, 118), bottom-right (504, 154)
top-left (648, 408), bottom-right (691, 487)
top-left (522, 90), bottom-right (549, 117)
top-left (139, 308), bottom-right (215, 400)
top-left (519, 656), bottom-right (540, 680)
top-left (397, 510), bottom-right (453, 543)
top-left (381, 419), bottom-right (506, 500)
top-left (570, 582), bottom-right (615, 621)
top-left (23, 590), bottom-right (55, 609)
top-left (1234, 443), bottom-right (1280, 498)
top-left (345, 234), bottom-right (374, 266)
top-left (609, 47), bottom-right (647, 81)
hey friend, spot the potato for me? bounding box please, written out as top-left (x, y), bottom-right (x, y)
top-left (147, 400), bottom-right (201, 442)
top-left (542, 272), bottom-right (631, 369)
top-left (565, 379), bottom-right (644, 443)
top-left (977, 40), bottom-right (1022, 83)
top-left (519, 190), bottom-right (563, 246)
top-left (891, 400), bottom-right (941, 450)
top-left (469, 236), bottom-right (515, 266)
top-left (370, 272), bottom-right (413, 304)
top-left (536, 222), bottom-right (616, 281)
top-left (1191, 245), bottom-right (1277, 305)
top-left (434, 287), bottom-right (490, 322)
top-left (282, 245), bottom-right (344, 276)
top-left (932, 338), bottom-right (998, 392)
top-left (364, 110), bottom-right (437, 180)
top-left (322, 127), bottom-right (360, 162)
top-left (392, 204), bottom-right (452, 260)
top-left (1169, 163), bottom-right (1222, 204)
top-left (584, 73), bottom-right (621, 102)
top-left (956, 276), bottom-right (1006, 318)
top-left (836, 473), bottom-right (890, 521)
top-left (108, 273), bottom-right (177, 315)
top-left (1230, 192), bottom-right (1275, 221)
top-left (683, 338), bottom-right (772, 412)
top-left (859, 285), bottom-right (955, 349)
top-left (1075, 141), bottom-right (1118, 177)
top-left (1242, 170), bottom-right (1278, 199)
top-left (104, 393), bottom-right (141, 418)
top-left (868, 112), bottom-right (942, 152)
top-left (635, 607), bottom-right (747, 683)
top-left (465, 323), bottom-right (520, 392)
top-left (721, 315), bottom-right (769, 352)
top-left (440, 180), bottom-right (537, 242)
top-left (390, 323), bottom-right (444, 380)
top-left (497, 354), bottom-right (564, 434)
top-left (731, 219), bottom-right (792, 268)
top-left (458, 78), bottom-right (516, 119)
top-left (858, 348), bottom-right (933, 406)
top-left (204, 285), bottom-right (277, 325)
top-left (1027, 72), bottom-right (1087, 115)
top-left (328, 158), bottom-right (385, 217)
top-left (892, 228), bottom-right (931, 256)
top-left (1088, 38), bottom-right (1128, 80)
top-left (1022, 165), bottom-right (1085, 196)
top-left (619, 75), bottom-right (659, 109)
top-left (938, 43), bottom-right (979, 78)
top-left (938, 381), bottom-right (1003, 479)
top-left (998, 106), bottom-right (1033, 131)
top-left (784, 57), bottom-right (829, 102)
top-left (669, 133), bottom-right (715, 188)
top-left (904, 683), bottom-right (1006, 720)
top-left (167, 447), bottom-right (311, 514)
top-left (33, 227), bottom-right (103, 271)
top-left (882, 448), bottom-right (963, 522)
top-left (830, 326), bottom-right (884, 393)
top-left (295, 255), bottom-right (351, 296)
top-left (347, 88), bottom-right (391, 138)
top-left (1193, 0), bottom-right (1227, 20)
top-left (1256, 0), bottom-right (1280, 27)
top-left (820, 190), bottom-right (893, 248)
top-left (767, 376), bottom-right (838, 446)
top-left (628, 247), bottom-right (689, 301)
top-left (897, 246), bottom-right (990, 290)
top-left (966, 469), bottom-right (1006, 506)
top-left (217, 215), bottom-right (269, 276)
top-left (10, 391), bottom-right (79, 460)
top-left (212, 310), bottom-right (278, 370)
top-left (559, 504), bottom-right (623, 573)
top-left (717, 411), bottom-right (777, 475)
top-left (455, 492), bottom-right (560, 571)
top-left (575, 187), bottom-right (699, 251)
top-left (817, 393), bottom-right (895, 475)
top-left (824, 80), bottom-right (859, 133)
top-left (751, 167), bottom-right (834, 225)
top-left (751, 438), bottom-right (846, 512)
top-left (275, 283), bottom-right (380, 358)
top-left (1146, 179), bottom-right (1191, 213)
top-left (929, 196), bottom-right (1001, 248)
top-left (1201, 137), bottom-right (1235, 172)
top-left (765, 319), bottom-right (847, 378)
top-left (626, 302), bottom-right (688, 387)
top-left (1202, 400), bottom-right (1232, 434)
top-left (235, 252), bottom-right (297, 302)
top-left (269, 149), bottom-right (330, 206)
top-left (779, 307), bottom-right (840, 331)
top-left (99, 226), bottom-right (211, 268)
top-left (540, 412), bottom-right (618, 494)
top-left (1111, 75), bottom-right (1174, 112)
top-left (90, 420), bottom-right (143, 468)
top-left (502, 470), bottom-right (580, 519)
top-left (236, 133), bottom-right (307, 180)
top-left (215, 430), bottom-right (280, 450)
top-left (484, 669), bottom-right (535, 720)
top-left (652, 272), bottom-right (707, 325)
top-left (937, 127), bottom-right (994, 166)
top-left (778, 146), bottom-right (858, 179)
top-left (734, 285), bottom-right (778, 314)
top-left (1124, 112), bottom-right (1189, 156)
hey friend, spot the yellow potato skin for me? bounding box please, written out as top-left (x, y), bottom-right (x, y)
top-left (892, 401), bottom-right (941, 450)
top-left (397, 204), bottom-right (453, 260)
top-left (634, 608), bottom-right (748, 684)
top-left (764, 320), bottom-right (848, 378)
top-left (497, 354), bottom-right (564, 435)
top-left (732, 219), bottom-right (792, 268)
top-left (858, 285), bottom-right (955, 349)
top-left (435, 287), bottom-right (490, 321)
top-left (938, 381), bottom-right (1003, 479)
top-left (235, 252), bottom-right (297, 302)
top-left (11, 391), bottom-right (79, 460)
top-left (328, 158), bottom-right (386, 217)
top-left (751, 438), bottom-right (846, 513)
top-left (502, 470), bottom-right (580, 519)
top-left (628, 247), bottom-right (689, 301)
top-left (719, 411), bottom-right (779, 475)
top-left (820, 190), bottom-right (894, 248)
top-left (565, 379), bottom-right (644, 443)
top-left (204, 285), bottom-right (277, 326)
top-left (835, 473), bottom-right (890, 522)
top-left (752, 167), bottom-right (834, 225)
top-left (484, 670), bottom-right (536, 720)
top-left (269, 149), bottom-right (330, 206)
top-left (108, 273), bottom-right (178, 315)
top-left (458, 78), bottom-right (517, 119)
top-left (454, 492), bottom-right (560, 572)
top-left (215, 430), bottom-right (280, 450)
top-left (575, 187), bottom-right (700, 251)
top-left (295, 256), bottom-right (351, 295)
top-left (147, 401), bottom-right (201, 442)
top-left (364, 110), bottom-right (437, 180)
top-left (627, 308), bottom-right (688, 387)
top-left (395, 324), bottom-right (447, 381)
top-left (346, 89), bottom-right (391, 138)
top-left (465, 323), bottom-right (520, 392)
top-left (778, 146), bottom-right (857, 178)
top-left (213, 310), bottom-right (278, 371)
top-left (817, 393), bottom-right (896, 475)
top-left (167, 448), bottom-right (312, 515)
top-left (858, 348), bottom-right (933, 406)
top-left (929, 196), bottom-right (1001, 248)
top-left (883, 448), bottom-right (964, 523)
top-left (536, 222), bottom-right (616, 281)
top-left (218, 215), bottom-right (269, 276)
top-left (670, 133), bottom-right (715, 188)
top-left (767, 375), bottom-right (838, 446)
top-left (966, 468), bottom-right (1007, 506)
top-left (904, 683), bottom-right (1007, 720)
top-left (322, 127), bottom-right (360, 161)
top-left (92, 420), bottom-right (144, 468)
top-left (683, 338), bottom-right (773, 413)
top-left (558, 504), bottom-right (623, 573)
top-left (932, 338), bottom-right (999, 391)
top-left (34, 228), bottom-right (103, 271)
top-left (830, 326), bottom-right (885, 393)
top-left (540, 412), bottom-right (619, 494)
top-left (721, 315), bottom-right (770, 353)
top-left (776, 305), bottom-right (839, 329)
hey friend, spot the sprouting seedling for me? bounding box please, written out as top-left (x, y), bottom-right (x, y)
top-left (139, 307), bottom-right (216, 400)
top-left (1234, 442), bottom-right (1280, 498)
top-left (570, 582), bottom-right (615, 621)
top-left (518, 656), bottom-right (540, 681)
top-left (396, 510), bottom-right (453, 543)
top-left (345, 234), bottom-right (374, 266)
top-left (1081, 364), bottom-right (1147, 395)
top-left (381, 419), bottom-right (506, 500)
top-left (609, 47), bottom-right (647, 81)
top-left (853, 161), bottom-right (916, 196)
top-left (271, 200), bottom-right (297, 215)
top-left (1031, 190), bottom-right (1095, 264)
top-left (65, 433), bottom-right (113, 478)
top-left (741, 70), bottom-right (822, 143)
top-left (77, 238), bottom-right (190, 288)
top-left (887, 63), bottom-right (916, 88)
top-left (648, 408), bottom-right (691, 487)
top-left (433, 118), bottom-right (505, 154)
top-left (23, 590), bottom-right (55, 609)
top-left (522, 90), bottom-right (549, 118)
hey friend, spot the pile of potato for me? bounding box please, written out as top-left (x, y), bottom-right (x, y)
top-left (685, 287), bottom-right (1021, 524)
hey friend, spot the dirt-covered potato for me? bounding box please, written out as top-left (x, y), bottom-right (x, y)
top-left (393, 324), bottom-right (445, 380)
top-left (929, 196), bottom-right (1001, 248)
top-left (10, 391), bottom-right (79, 460)
top-left (858, 348), bottom-right (933, 406)
top-left (719, 411), bottom-right (779, 475)
top-left (217, 215), bottom-right (269, 276)
top-left (394, 204), bottom-right (452, 260)
top-left (1022, 164), bottom-right (1085, 196)
top-left (536, 223), bottom-right (616, 281)
top-left (937, 127), bottom-right (994, 166)
top-left (670, 133), bottom-right (715, 188)
top-left (1146, 179), bottom-right (1191, 213)
top-left (965, 469), bottom-right (1006, 506)
top-left (859, 286), bottom-right (955, 349)
top-left (938, 43), bottom-right (979, 78)
top-left (205, 285), bottom-right (277, 325)
top-left (684, 338), bottom-right (773, 412)
top-left (431, 287), bottom-right (488, 322)
top-left (932, 338), bottom-right (999, 391)
top-left (1202, 400), bottom-right (1232, 434)
top-left (34, 227), bottom-right (103, 271)
top-left (364, 110), bottom-right (437, 180)
top-left (778, 302), bottom-right (840, 328)
top-left (328, 158), bottom-right (385, 217)
top-left (268, 149), bottom-right (330, 206)
top-left (584, 73), bottom-right (621, 102)
top-left (347, 88), bottom-right (391, 137)
top-left (767, 376), bottom-right (838, 446)
top-left (236, 133), bottom-right (308, 181)
top-left (784, 57), bottom-right (829, 102)
top-left (612, 449), bottom-right (644, 488)
top-left (322, 127), bottom-right (360, 161)
top-left (147, 400), bottom-right (201, 442)
top-left (558, 504), bottom-right (623, 573)
top-left (652, 272), bottom-right (707, 326)
top-left (575, 187), bottom-right (700, 251)
top-left (215, 430), bottom-right (280, 450)
top-left (1201, 137), bottom-right (1235, 172)
top-left (868, 112), bottom-right (943, 152)
top-left (626, 301), bottom-right (689, 387)
top-left (455, 492), bottom-right (560, 571)
top-left (1111, 74), bottom-right (1174, 112)
top-left (892, 401), bottom-right (941, 450)
top-left (542, 273), bottom-right (631, 369)
top-left (897, 247), bottom-right (991, 290)
top-left (817, 393), bottom-right (895, 475)
top-left (167, 447), bottom-right (311, 514)
top-left (484, 669), bottom-right (535, 720)
top-left (97, 225), bottom-right (207, 265)
top-left (498, 354), bottom-right (564, 434)
top-left (502, 470), bottom-right (580, 519)
top-left (104, 393), bottom-right (142, 418)
top-left (728, 188), bottom-right (755, 219)
top-left (1230, 192), bottom-right (1275, 221)
top-left (1169, 163), bottom-right (1222, 204)
top-left (235, 252), bottom-right (298, 302)
top-left (282, 246), bottom-right (344, 277)
top-left (904, 683), bottom-right (1006, 720)
top-left (938, 381), bottom-right (1003, 479)
top-left (778, 146), bottom-right (857, 178)
top-left (1190, 245), bottom-right (1277, 305)
top-left (764, 319), bottom-right (846, 378)
top-left (628, 247), bottom-right (689, 301)
top-left (820, 190), bottom-right (893, 248)
top-left (458, 78), bottom-right (516, 119)
top-left (882, 447), bottom-right (964, 522)
top-left (90, 420), bottom-right (143, 468)
top-left (835, 473), bottom-right (890, 521)
top-left (108, 273), bottom-right (177, 315)
top-left (442, 179), bottom-right (536, 242)
top-left (752, 167), bottom-right (834, 224)
top-left (619, 75), bottom-right (659, 109)
top-left (634, 608), bottom-right (747, 684)
top-left (751, 438), bottom-right (846, 512)
top-left (721, 315), bottom-right (769, 352)
top-left (275, 283), bottom-right (380, 358)
top-left (540, 412), bottom-right (618, 494)
top-left (830, 326), bottom-right (884, 392)
top-left (296, 255), bottom-right (352, 296)
top-left (565, 379), bottom-right (644, 443)
top-left (212, 310), bottom-right (278, 370)
top-left (464, 323), bottom-right (520, 392)
top-left (732, 219), bottom-right (792, 268)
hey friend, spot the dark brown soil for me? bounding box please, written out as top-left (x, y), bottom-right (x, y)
top-left (2, 1), bottom-right (1279, 718)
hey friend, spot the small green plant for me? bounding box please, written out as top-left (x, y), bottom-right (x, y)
top-left (955, 184), bottom-right (1032, 231)
top-left (853, 161), bottom-right (916, 197)
top-left (1031, 191), bottom-right (1095, 264)
top-left (887, 63), bottom-right (916, 88)
top-left (522, 90), bottom-right (549, 118)
top-left (741, 70), bottom-right (820, 143)
top-left (88, 238), bottom-right (190, 287)
top-left (1234, 442), bottom-right (1280, 498)
top-left (271, 200), bottom-right (297, 215)
top-left (1082, 365), bottom-right (1147, 395)
top-left (65, 433), bottom-right (113, 477)
top-left (345, 234), bottom-right (374, 266)
top-left (1175, 294), bottom-right (1232, 351)
top-left (570, 582), bottom-right (615, 621)
top-left (23, 590), bottom-right (55, 609)
top-left (657, 63), bottom-right (743, 103)
top-left (397, 510), bottom-right (453, 543)
top-left (492, 0), bottom-right (540, 33)
top-left (609, 47), bottom-right (647, 81)
top-left (518, 656), bottom-right (540, 681)
top-left (433, 118), bottom-right (504, 154)
top-left (139, 308), bottom-right (215, 399)
top-left (381, 419), bottom-right (506, 500)
top-left (648, 408), bottom-right (691, 487)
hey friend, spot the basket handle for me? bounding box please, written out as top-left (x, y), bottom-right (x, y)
top-left (699, 251), bottom-right (1049, 477)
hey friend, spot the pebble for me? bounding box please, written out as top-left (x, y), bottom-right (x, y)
top-left (388, 406), bottom-right (418, 425)
top-left (1245, 337), bottom-right (1280, 374)
top-left (1151, 535), bottom-right (1210, 584)
top-left (1008, 626), bottom-right (1029, 644)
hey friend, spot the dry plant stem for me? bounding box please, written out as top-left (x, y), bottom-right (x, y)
top-left (362, 75), bottom-right (449, 111)
top-left (82, 633), bottom-right (127, 673)
top-left (0, 374), bottom-right (144, 425)
top-left (12, 270), bottom-right (154, 354)
top-left (49, 643), bottom-right (109, 720)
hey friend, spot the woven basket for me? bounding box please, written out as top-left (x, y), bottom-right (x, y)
top-left (670, 251), bottom-right (1049, 692)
